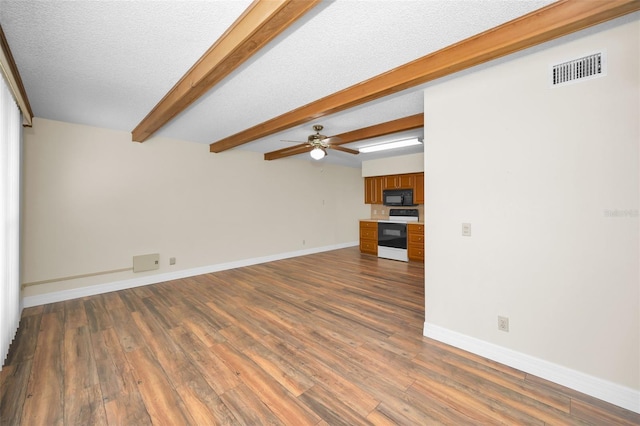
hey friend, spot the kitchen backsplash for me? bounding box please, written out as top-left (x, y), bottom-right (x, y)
top-left (369, 204), bottom-right (424, 221)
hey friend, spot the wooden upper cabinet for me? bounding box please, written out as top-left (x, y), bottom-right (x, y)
top-left (364, 177), bottom-right (374, 204)
top-left (414, 172), bottom-right (424, 204)
top-left (364, 176), bottom-right (383, 204)
top-left (399, 173), bottom-right (415, 189)
top-left (365, 172), bottom-right (424, 204)
top-left (382, 175), bottom-right (396, 190)
top-left (383, 173), bottom-right (415, 190)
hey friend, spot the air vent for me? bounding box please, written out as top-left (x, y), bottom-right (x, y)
top-left (551, 52), bottom-right (605, 87)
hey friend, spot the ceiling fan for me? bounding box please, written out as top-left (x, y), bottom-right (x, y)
top-left (283, 125), bottom-right (359, 160)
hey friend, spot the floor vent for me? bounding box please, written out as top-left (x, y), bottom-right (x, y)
top-left (551, 52), bottom-right (605, 87)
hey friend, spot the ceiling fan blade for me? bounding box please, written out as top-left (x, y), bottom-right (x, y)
top-left (329, 145), bottom-right (359, 155)
top-left (322, 135), bottom-right (342, 144)
top-left (280, 139), bottom-right (307, 143)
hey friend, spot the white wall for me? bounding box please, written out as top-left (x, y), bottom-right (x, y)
top-left (21, 118), bottom-right (368, 298)
top-left (362, 152), bottom-right (424, 177)
top-left (423, 13), bottom-right (639, 405)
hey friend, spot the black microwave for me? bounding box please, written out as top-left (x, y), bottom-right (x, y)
top-left (383, 188), bottom-right (416, 206)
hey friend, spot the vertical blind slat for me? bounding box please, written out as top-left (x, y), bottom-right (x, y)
top-left (0, 73), bottom-right (21, 369)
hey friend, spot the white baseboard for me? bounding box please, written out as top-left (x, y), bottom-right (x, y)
top-left (23, 242), bottom-right (358, 308)
top-left (423, 322), bottom-right (640, 414)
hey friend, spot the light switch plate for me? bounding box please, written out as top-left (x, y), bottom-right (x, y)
top-left (462, 223), bottom-right (471, 236)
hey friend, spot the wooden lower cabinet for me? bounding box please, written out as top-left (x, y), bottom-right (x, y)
top-left (408, 223), bottom-right (424, 262)
top-left (359, 220), bottom-right (378, 255)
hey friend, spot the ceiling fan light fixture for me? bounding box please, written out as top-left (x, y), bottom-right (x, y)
top-left (310, 146), bottom-right (326, 160)
top-left (359, 137), bottom-right (423, 153)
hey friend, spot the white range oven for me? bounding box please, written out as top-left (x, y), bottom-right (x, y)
top-left (377, 209), bottom-right (419, 262)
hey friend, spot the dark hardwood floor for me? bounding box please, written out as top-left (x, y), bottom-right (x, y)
top-left (2, 247), bottom-right (638, 425)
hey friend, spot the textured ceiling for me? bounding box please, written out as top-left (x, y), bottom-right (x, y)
top-left (0, 0), bottom-right (553, 167)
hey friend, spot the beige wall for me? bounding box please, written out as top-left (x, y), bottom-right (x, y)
top-left (423, 14), bottom-right (638, 394)
top-left (21, 118), bottom-right (368, 297)
top-left (361, 152), bottom-right (424, 177)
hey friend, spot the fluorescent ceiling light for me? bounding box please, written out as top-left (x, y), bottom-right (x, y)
top-left (358, 137), bottom-right (423, 153)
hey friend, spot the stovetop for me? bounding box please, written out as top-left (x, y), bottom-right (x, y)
top-left (382, 208), bottom-right (419, 222)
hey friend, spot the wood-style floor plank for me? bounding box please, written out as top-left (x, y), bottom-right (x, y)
top-left (242, 339), bottom-right (315, 397)
top-left (20, 311), bottom-right (65, 426)
top-left (63, 325), bottom-right (106, 425)
top-left (260, 334), bottom-right (380, 418)
top-left (125, 346), bottom-right (196, 425)
top-left (0, 361), bottom-right (31, 425)
top-left (220, 383), bottom-right (284, 426)
top-left (2, 247), bottom-right (639, 425)
top-left (297, 383), bottom-right (369, 426)
top-left (92, 328), bottom-right (152, 425)
top-left (211, 341), bottom-right (321, 425)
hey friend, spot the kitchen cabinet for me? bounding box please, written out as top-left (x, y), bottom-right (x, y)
top-left (364, 176), bottom-right (384, 204)
top-left (407, 223), bottom-right (424, 262)
top-left (414, 172), bottom-right (424, 204)
top-left (364, 172), bottom-right (424, 205)
top-left (383, 173), bottom-right (415, 190)
top-left (359, 220), bottom-right (378, 255)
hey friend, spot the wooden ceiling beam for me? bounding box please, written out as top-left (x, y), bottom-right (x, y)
top-left (328, 113), bottom-right (424, 146)
top-left (211, 0), bottom-right (640, 153)
top-left (264, 143), bottom-right (311, 160)
top-left (264, 113), bottom-right (424, 160)
top-left (131, 0), bottom-right (322, 142)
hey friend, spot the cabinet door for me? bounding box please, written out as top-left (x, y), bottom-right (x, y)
top-left (360, 239), bottom-right (378, 255)
top-left (407, 223), bottom-right (424, 262)
top-left (384, 173), bottom-right (415, 190)
top-left (360, 228), bottom-right (377, 240)
top-left (364, 177), bottom-right (375, 204)
top-left (414, 172), bottom-right (424, 204)
top-left (373, 176), bottom-right (383, 203)
top-left (408, 231), bottom-right (424, 245)
top-left (383, 175), bottom-right (398, 190)
top-left (364, 177), bottom-right (383, 204)
top-left (368, 174), bottom-right (420, 202)
top-left (407, 223), bottom-right (424, 235)
top-left (359, 221), bottom-right (378, 255)
top-left (408, 244), bottom-right (424, 262)
top-left (398, 173), bottom-right (415, 189)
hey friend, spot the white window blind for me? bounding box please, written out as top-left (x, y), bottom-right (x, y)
top-left (0, 72), bottom-right (21, 369)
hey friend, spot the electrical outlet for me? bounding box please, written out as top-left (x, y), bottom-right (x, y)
top-left (462, 223), bottom-right (471, 236)
top-left (498, 316), bottom-right (509, 332)
top-left (169, 257), bottom-right (176, 265)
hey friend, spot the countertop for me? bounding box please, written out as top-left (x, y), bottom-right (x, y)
top-left (360, 219), bottom-right (424, 224)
